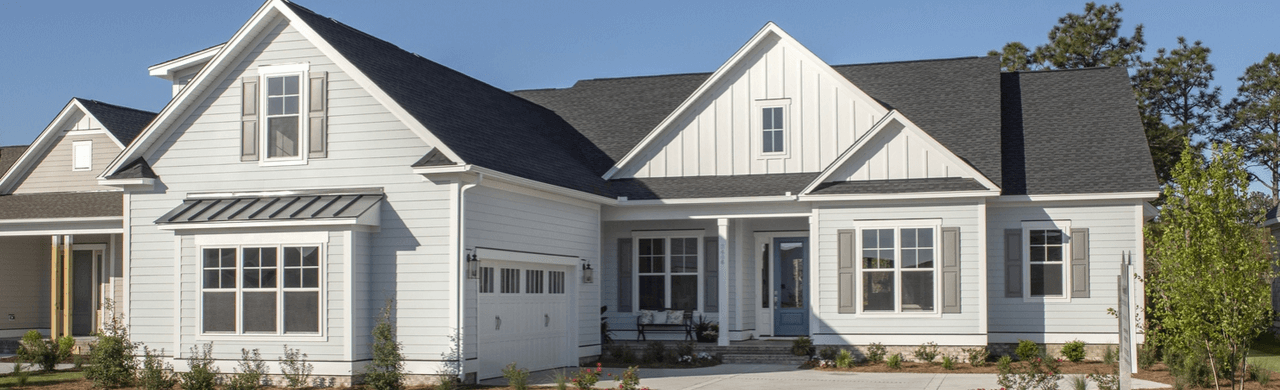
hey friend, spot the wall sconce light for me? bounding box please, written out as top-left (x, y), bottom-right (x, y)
top-left (582, 259), bottom-right (594, 284)
top-left (465, 248), bottom-right (480, 279)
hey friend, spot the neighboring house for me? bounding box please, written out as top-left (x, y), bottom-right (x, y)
top-left (0, 0), bottom-right (1158, 383)
top-left (0, 98), bottom-right (155, 339)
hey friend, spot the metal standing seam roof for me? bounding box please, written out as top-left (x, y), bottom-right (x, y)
top-left (157, 192), bottom-right (384, 224)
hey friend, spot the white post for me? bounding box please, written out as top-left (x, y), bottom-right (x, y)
top-left (1118, 252), bottom-right (1134, 390)
top-left (718, 218), bottom-right (730, 347)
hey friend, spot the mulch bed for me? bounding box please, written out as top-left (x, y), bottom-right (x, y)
top-left (1133, 362), bottom-right (1280, 390)
top-left (804, 360), bottom-right (1116, 374)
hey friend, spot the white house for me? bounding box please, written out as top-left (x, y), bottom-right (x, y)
top-left (0, 0), bottom-right (1158, 383)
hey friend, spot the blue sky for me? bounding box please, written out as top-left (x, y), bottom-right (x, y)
top-left (0, 0), bottom-right (1276, 147)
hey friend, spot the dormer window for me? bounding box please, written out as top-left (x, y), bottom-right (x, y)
top-left (754, 99), bottom-right (790, 159)
top-left (762, 107), bottom-right (785, 153)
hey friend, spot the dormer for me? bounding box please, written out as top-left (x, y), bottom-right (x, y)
top-left (149, 43), bottom-right (225, 97)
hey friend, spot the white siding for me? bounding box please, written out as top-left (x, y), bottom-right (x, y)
top-left (825, 120), bottom-right (970, 182)
top-left (813, 201), bottom-right (984, 337)
top-left (13, 112), bottom-right (123, 194)
top-left (127, 19), bottom-right (454, 374)
top-left (986, 202), bottom-right (1142, 341)
top-left (618, 35), bottom-right (887, 179)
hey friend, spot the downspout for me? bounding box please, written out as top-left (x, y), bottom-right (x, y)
top-left (456, 172), bottom-right (482, 381)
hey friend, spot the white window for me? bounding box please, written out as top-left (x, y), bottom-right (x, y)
top-left (201, 245), bottom-right (322, 334)
top-left (858, 223), bottom-right (939, 313)
top-left (256, 63), bottom-right (311, 164)
top-left (72, 140), bottom-right (92, 171)
top-left (635, 235), bottom-right (700, 311)
top-left (1024, 221), bottom-right (1072, 299)
top-left (762, 106), bottom-right (785, 153)
top-left (754, 99), bottom-right (791, 159)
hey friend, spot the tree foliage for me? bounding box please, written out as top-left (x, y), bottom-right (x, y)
top-left (1217, 53), bottom-right (1280, 202)
top-left (988, 2), bottom-right (1144, 72)
top-left (1145, 142), bottom-right (1275, 390)
top-left (1133, 37), bottom-right (1222, 185)
top-left (365, 299), bottom-right (405, 390)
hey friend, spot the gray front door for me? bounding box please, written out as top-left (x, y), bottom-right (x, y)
top-left (72, 250), bottom-right (94, 336)
top-left (773, 237), bottom-right (809, 336)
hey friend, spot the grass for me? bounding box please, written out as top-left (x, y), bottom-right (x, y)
top-left (0, 370), bottom-right (85, 388)
top-left (1249, 334), bottom-right (1280, 373)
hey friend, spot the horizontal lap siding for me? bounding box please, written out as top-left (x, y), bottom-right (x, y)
top-left (601, 220), bottom-right (719, 332)
top-left (0, 237), bottom-right (50, 333)
top-left (986, 203), bottom-right (1140, 335)
top-left (129, 19), bottom-right (454, 368)
top-left (815, 202), bottom-right (982, 335)
top-left (13, 131), bottom-right (122, 194)
top-left (464, 186), bottom-right (600, 359)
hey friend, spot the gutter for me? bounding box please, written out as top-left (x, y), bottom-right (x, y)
top-left (456, 172), bottom-right (482, 381)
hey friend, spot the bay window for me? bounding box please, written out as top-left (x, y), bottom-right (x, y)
top-left (201, 245), bottom-right (321, 335)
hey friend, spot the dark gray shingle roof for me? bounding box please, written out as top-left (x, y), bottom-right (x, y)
top-left (1000, 68), bottom-right (1158, 195)
top-left (0, 191), bottom-right (122, 220)
top-left (76, 99), bottom-right (157, 146)
top-left (105, 158), bottom-right (158, 180)
top-left (610, 173), bottom-right (818, 200)
top-left (809, 177), bottom-right (989, 195)
top-left (0, 145), bottom-right (29, 178)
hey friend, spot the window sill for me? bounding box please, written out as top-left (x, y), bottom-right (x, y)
top-left (849, 311), bottom-right (943, 319)
top-left (1021, 295), bottom-right (1072, 303)
top-left (258, 159), bottom-right (308, 167)
top-left (195, 333), bottom-right (327, 342)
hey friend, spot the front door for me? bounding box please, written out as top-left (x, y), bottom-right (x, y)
top-left (71, 250), bottom-right (95, 336)
top-left (773, 237), bottom-right (809, 336)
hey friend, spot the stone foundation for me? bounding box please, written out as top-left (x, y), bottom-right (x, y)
top-left (988, 343), bottom-right (1118, 362)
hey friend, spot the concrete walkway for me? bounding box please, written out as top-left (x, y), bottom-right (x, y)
top-left (481, 364), bottom-right (1172, 390)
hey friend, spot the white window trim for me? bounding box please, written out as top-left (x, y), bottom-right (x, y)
top-left (1022, 220), bottom-right (1072, 303)
top-left (258, 63), bottom-right (311, 167)
top-left (195, 231), bottom-right (328, 341)
top-left (853, 219), bottom-right (943, 318)
top-left (72, 140), bottom-right (92, 171)
top-left (753, 99), bottom-right (792, 160)
top-left (632, 230), bottom-right (705, 312)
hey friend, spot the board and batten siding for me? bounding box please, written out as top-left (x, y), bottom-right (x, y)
top-left (813, 202), bottom-right (983, 342)
top-left (463, 185), bottom-right (601, 363)
top-left (824, 120), bottom-right (970, 182)
top-left (986, 202), bottom-right (1142, 342)
top-left (13, 113), bottom-right (123, 194)
top-left (127, 19), bottom-right (455, 373)
top-left (618, 35), bottom-right (887, 179)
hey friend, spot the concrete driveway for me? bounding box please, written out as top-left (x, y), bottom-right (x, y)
top-left (482, 363), bottom-right (1172, 390)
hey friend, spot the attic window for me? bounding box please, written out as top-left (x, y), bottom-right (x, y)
top-left (762, 107), bottom-right (785, 153)
top-left (754, 99), bottom-right (790, 160)
top-left (72, 140), bottom-right (92, 171)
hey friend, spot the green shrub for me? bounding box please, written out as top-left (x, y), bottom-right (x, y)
top-left (1102, 346), bottom-right (1117, 366)
top-left (1257, 365), bottom-right (1273, 386)
top-left (962, 346), bottom-right (990, 366)
top-left (179, 343), bottom-right (219, 390)
top-left (676, 342), bottom-right (695, 359)
top-left (366, 300), bottom-right (404, 390)
top-left (502, 363), bottom-right (530, 390)
top-left (642, 342), bottom-right (665, 363)
top-left (913, 342), bottom-right (939, 363)
top-left (13, 358), bottom-right (30, 388)
top-left (887, 353), bottom-right (903, 369)
top-left (136, 346), bottom-right (177, 390)
top-left (280, 345), bottom-right (314, 389)
top-left (227, 349), bottom-right (269, 390)
top-left (1061, 340), bottom-right (1086, 363)
top-left (1138, 344), bottom-right (1159, 370)
top-left (611, 366), bottom-right (642, 390)
top-left (997, 355), bottom-right (1013, 372)
top-left (571, 363), bottom-right (602, 390)
top-left (1015, 339), bottom-right (1041, 361)
top-left (941, 355), bottom-right (955, 370)
top-left (835, 349), bottom-right (855, 368)
top-left (85, 302), bottom-right (136, 388)
top-left (792, 336), bottom-right (814, 356)
top-left (865, 343), bottom-right (887, 364)
top-left (998, 350), bottom-right (1062, 390)
top-left (552, 369), bottom-right (570, 390)
top-left (17, 330), bottom-right (72, 372)
top-left (1069, 374), bottom-right (1089, 390)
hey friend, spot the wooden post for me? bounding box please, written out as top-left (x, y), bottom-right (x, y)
top-left (62, 235), bottom-right (73, 338)
top-left (50, 235), bottom-right (60, 339)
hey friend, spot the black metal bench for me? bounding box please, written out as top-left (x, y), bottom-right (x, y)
top-left (636, 308), bottom-right (694, 341)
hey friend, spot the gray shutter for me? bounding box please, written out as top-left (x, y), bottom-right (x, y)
top-left (1005, 229), bottom-right (1023, 297)
top-left (1070, 228), bottom-right (1090, 298)
top-left (308, 72), bottom-right (328, 158)
top-left (837, 230), bottom-right (856, 314)
top-left (704, 237), bottom-right (718, 312)
top-left (240, 77), bottom-right (258, 161)
top-left (617, 238), bottom-right (632, 313)
top-left (941, 227), bottom-right (961, 313)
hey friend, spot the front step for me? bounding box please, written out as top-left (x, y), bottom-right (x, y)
top-left (720, 353), bottom-right (809, 365)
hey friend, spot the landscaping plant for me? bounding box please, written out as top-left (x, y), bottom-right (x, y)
top-left (280, 345), bottom-right (314, 389)
top-left (501, 363), bottom-right (530, 390)
top-left (552, 369), bottom-right (570, 390)
top-left (642, 342), bottom-right (665, 363)
top-left (1137, 344), bottom-right (1160, 370)
top-left (605, 366), bottom-right (643, 390)
top-left (941, 355), bottom-right (955, 370)
top-left (17, 330), bottom-right (73, 372)
top-left (1060, 340), bottom-right (1086, 363)
top-left (571, 363), bottom-right (602, 390)
top-left (227, 348), bottom-right (269, 390)
top-left (866, 343), bottom-right (887, 364)
top-left (366, 299), bottom-right (405, 390)
top-left (85, 301), bottom-right (137, 388)
top-left (1088, 372), bottom-right (1119, 390)
top-left (997, 352), bottom-right (1062, 390)
top-left (913, 342), bottom-right (939, 363)
top-left (179, 343), bottom-right (219, 390)
top-left (836, 349), bottom-right (855, 369)
top-left (792, 336), bottom-right (814, 356)
top-left (13, 358), bottom-right (30, 388)
top-left (887, 353), bottom-right (903, 369)
top-left (676, 342), bottom-right (695, 360)
top-left (1069, 375), bottom-right (1089, 390)
top-left (1102, 346), bottom-right (1116, 366)
top-left (963, 346), bottom-right (990, 367)
top-left (1016, 339), bottom-right (1041, 361)
top-left (818, 346), bottom-right (839, 361)
top-left (136, 346), bottom-right (177, 390)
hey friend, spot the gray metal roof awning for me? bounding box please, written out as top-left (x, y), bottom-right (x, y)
top-left (156, 188), bottom-right (384, 230)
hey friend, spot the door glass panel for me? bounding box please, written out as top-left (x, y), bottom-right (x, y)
top-left (778, 241), bottom-right (805, 309)
top-left (761, 243), bottom-right (770, 308)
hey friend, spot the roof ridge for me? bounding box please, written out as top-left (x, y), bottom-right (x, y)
top-left (73, 98), bottom-right (159, 116)
top-left (830, 55), bottom-right (988, 67)
top-left (1003, 66), bottom-right (1115, 74)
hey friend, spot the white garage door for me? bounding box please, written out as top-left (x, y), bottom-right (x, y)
top-left (478, 259), bottom-right (572, 379)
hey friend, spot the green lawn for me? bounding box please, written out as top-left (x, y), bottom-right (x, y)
top-left (1250, 334), bottom-right (1280, 372)
top-left (0, 370), bottom-right (84, 388)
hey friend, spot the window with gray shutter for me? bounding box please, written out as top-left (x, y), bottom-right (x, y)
top-left (941, 227), bottom-right (961, 313)
top-left (1070, 228), bottom-right (1090, 298)
top-left (837, 230), bottom-right (855, 314)
top-left (241, 77), bottom-right (258, 161)
top-left (1005, 229), bottom-right (1023, 297)
top-left (617, 238), bottom-right (632, 313)
top-left (704, 237), bottom-right (718, 312)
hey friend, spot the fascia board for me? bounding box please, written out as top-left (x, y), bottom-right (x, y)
top-left (416, 164), bottom-right (615, 205)
top-left (97, 178), bottom-right (157, 190)
top-left (147, 44), bottom-right (224, 78)
top-left (0, 99), bottom-right (82, 194)
top-left (994, 191), bottom-right (1161, 203)
top-left (601, 22), bottom-right (890, 180)
top-left (155, 218), bottom-right (366, 231)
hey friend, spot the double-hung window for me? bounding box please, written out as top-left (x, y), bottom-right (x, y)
top-left (762, 106), bottom-right (785, 153)
top-left (754, 99), bottom-right (791, 159)
top-left (201, 245), bottom-right (321, 335)
top-left (1026, 225), bottom-right (1068, 298)
top-left (635, 235), bottom-right (701, 311)
top-left (244, 63), bottom-right (327, 164)
top-left (859, 225), bottom-right (938, 313)
top-left (265, 75), bottom-right (302, 159)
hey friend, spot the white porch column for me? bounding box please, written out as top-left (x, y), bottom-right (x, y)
top-left (718, 219), bottom-right (730, 346)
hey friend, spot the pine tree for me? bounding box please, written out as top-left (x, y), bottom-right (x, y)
top-left (1217, 53), bottom-right (1280, 203)
top-left (1133, 37), bottom-right (1222, 186)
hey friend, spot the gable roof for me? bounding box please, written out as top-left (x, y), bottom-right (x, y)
top-left (0, 98), bottom-right (155, 194)
top-left (1000, 67), bottom-right (1158, 195)
top-left (76, 98), bottom-right (157, 146)
top-left (0, 145), bottom-right (30, 178)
